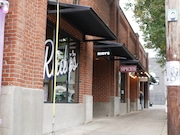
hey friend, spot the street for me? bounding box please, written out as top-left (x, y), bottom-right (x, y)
top-left (50, 106), bottom-right (167, 135)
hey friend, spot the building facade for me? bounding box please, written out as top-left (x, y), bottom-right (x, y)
top-left (149, 58), bottom-right (166, 105)
top-left (0, 0), bottom-right (150, 134)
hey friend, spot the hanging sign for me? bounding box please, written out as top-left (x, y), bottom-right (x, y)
top-left (120, 65), bottom-right (137, 72)
top-left (96, 51), bottom-right (111, 57)
top-left (166, 61), bottom-right (180, 86)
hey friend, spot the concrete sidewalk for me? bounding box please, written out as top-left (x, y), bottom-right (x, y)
top-left (47, 106), bottom-right (167, 135)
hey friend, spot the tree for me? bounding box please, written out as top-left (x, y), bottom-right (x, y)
top-left (124, 0), bottom-right (166, 67)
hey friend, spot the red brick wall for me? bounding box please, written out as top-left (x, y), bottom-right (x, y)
top-left (60, 0), bottom-right (148, 70)
top-left (2, 0), bottom-right (149, 105)
top-left (117, 6), bottom-right (149, 70)
top-left (3, 0), bottom-right (47, 89)
top-left (74, 0), bottom-right (116, 103)
top-left (60, 0), bottom-right (74, 4)
top-left (114, 60), bottom-right (120, 96)
top-left (119, 15), bottom-right (128, 45)
top-left (47, 2), bottom-right (94, 103)
top-left (129, 32), bottom-right (137, 55)
top-left (47, 13), bottom-right (83, 41)
top-left (125, 74), bottom-right (130, 100)
top-left (139, 44), bottom-right (148, 69)
top-left (80, 0), bottom-right (117, 102)
top-left (47, 15), bottom-right (87, 103)
top-left (93, 59), bottom-right (114, 102)
top-left (52, 1), bottom-right (148, 104)
top-left (130, 77), bottom-right (138, 102)
top-left (79, 42), bottom-right (94, 102)
top-left (118, 12), bottom-right (139, 57)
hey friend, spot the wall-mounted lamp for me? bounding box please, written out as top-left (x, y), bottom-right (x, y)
top-left (144, 71), bottom-right (151, 78)
top-left (0, 0), bottom-right (9, 14)
top-left (129, 72), bottom-right (137, 79)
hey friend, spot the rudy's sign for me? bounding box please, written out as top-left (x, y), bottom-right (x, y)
top-left (43, 39), bottom-right (78, 79)
top-left (96, 51), bottom-right (110, 56)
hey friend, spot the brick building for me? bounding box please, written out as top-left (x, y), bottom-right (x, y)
top-left (0, 0), bottom-right (150, 134)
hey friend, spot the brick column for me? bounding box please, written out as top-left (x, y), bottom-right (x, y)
top-left (130, 77), bottom-right (138, 111)
top-left (0, 0), bottom-right (47, 135)
top-left (125, 73), bottom-right (130, 112)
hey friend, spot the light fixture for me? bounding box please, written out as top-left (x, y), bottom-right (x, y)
top-left (173, 54), bottom-right (177, 58)
top-left (0, 0), bottom-right (9, 14)
top-left (129, 72), bottom-right (137, 79)
top-left (144, 71), bottom-right (151, 78)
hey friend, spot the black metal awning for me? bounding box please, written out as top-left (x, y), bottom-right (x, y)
top-left (48, 1), bottom-right (117, 41)
top-left (94, 41), bottom-right (135, 60)
top-left (94, 41), bottom-right (148, 72)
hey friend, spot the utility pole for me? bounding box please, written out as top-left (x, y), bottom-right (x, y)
top-left (166, 0), bottom-right (180, 135)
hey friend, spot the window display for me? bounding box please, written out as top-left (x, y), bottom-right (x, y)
top-left (44, 23), bottom-right (80, 103)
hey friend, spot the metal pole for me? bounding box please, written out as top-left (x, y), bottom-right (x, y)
top-left (0, 0), bottom-right (9, 94)
top-left (52, 1), bottom-right (59, 134)
top-left (0, 0), bottom-right (9, 126)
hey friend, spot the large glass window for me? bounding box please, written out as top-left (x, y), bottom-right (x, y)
top-left (119, 72), bottom-right (125, 103)
top-left (44, 22), bottom-right (80, 103)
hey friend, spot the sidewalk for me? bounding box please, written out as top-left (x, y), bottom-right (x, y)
top-left (48, 106), bottom-right (167, 135)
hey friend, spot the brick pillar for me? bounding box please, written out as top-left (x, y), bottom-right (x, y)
top-left (125, 73), bottom-right (130, 112)
top-left (130, 77), bottom-right (138, 111)
top-left (79, 42), bottom-right (93, 103)
top-left (0, 0), bottom-right (47, 135)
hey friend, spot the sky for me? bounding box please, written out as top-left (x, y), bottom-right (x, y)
top-left (119, 0), bottom-right (157, 58)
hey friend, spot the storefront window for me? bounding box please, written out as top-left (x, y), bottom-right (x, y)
top-left (119, 72), bottom-right (125, 103)
top-left (44, 23), bottom-right (80, 103)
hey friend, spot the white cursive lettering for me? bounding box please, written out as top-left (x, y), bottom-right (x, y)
top-left (43, 39), bottom-right (78, 79)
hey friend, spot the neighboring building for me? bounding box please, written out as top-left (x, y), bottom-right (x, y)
top-left (149, 58), bottom-right (166, 105)
top-left (0, 0), bottom-right (150, 135)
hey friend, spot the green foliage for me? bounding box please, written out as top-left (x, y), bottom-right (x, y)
top-left (124, 0), bottom-right (166, 67)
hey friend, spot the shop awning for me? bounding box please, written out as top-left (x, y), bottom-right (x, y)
top-left (94, 41), bottom-right (148, 71)
top-left (136, 61), bottom-right (146, 71)
top-left (94, 41), bottom-right (135, 60)
top-left (48, 1), bottom-right (117, 41)
top-left (139, 72), bottom-right (157, 84)
top-left (94, 41), bottom-right (155, 83)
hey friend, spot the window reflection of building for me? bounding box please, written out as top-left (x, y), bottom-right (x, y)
top-left (44, 22), bottom-right (80, 103)
top-left (119, 72), bottom-right (125, 103)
